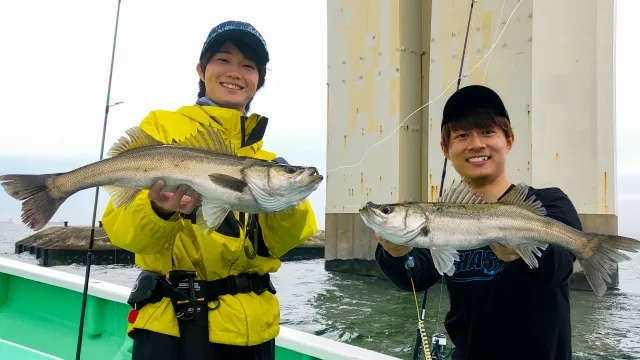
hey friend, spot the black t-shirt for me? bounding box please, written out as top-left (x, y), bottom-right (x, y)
top-left (375, 185), bottom-right (582, 360)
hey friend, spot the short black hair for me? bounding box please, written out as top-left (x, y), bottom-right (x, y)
top-left (198, 39), bottom-right (267, 112)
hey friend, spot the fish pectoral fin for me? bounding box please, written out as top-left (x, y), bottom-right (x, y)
top-left (103, 185), bottom-right (141, 208)
top-left (429, 247), bottom-right (459, 276)
top-left (209, 174), bottom-right (247, 193)
top-left (194, 208), bottom-right (213, 236)
top-left (196, 201), bottom-right (230, 233)
top-left (511, 242), bottom-right (549, 268)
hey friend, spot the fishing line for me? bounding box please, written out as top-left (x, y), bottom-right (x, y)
top-left (481, 0), bottom-right (507, 85)
top-left (75, 1), bottom-right (122, 359)
top-left (325, 0), bottom-right (526, 175)
top-left (411, 278), bottom-right (432, 360)
top-left (417, 1), bottom-right (479, 357)
top-left (435, 0), bottom-right (477, 340)
top-left (411, 0), bottom-right (525, 358)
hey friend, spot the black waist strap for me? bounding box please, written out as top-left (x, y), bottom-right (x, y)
top-left (158, 272), bottom-right (277, 301)
top-left (127, 271), bottom-right (276, 311)
top-left (127, 270), bottom-right (276, 359)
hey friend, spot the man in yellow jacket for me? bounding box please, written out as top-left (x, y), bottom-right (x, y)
top-left (101, 20), bottom-right (318, 360)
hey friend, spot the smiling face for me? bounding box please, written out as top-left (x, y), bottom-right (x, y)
top-left (197, 41), bottom-right (260, 112)
top-left (440, 110), bottom-right (514, 186)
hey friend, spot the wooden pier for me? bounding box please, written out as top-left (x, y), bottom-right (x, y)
top-left (14, 225), bottom-right (135, 267)
top-left (14, 224), bottom-right (325, 267)
top-left (282, 230), bottom-right (325, 261)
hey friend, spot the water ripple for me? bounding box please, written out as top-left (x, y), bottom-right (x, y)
top-left (1, 223), bottom-right (639, 359)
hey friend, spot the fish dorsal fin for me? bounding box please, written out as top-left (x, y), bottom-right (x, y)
top-left (498, 182), bottom-right (547, 216)
top-left (107, 126), bottom-right (162, 157)
top-left (176, 124), bottom-right (236, 155)
top-left (438, 180), bottom-right (547, 216)
top-left (438, 178), bottom-right (489, 204)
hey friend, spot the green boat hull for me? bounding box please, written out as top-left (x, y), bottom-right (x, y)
top-left (0, 257), bottom-right (399, 360)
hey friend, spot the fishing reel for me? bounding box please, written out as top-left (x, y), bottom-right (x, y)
top-left (430, 333), bottom-right (449, 360)
top-left (405, 255), bottom-right (455, 360)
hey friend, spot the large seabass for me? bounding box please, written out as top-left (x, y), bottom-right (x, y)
top-left (0, 124), bottom-right (324, 233)
top-left (359, 180), bottom-right (640, 297)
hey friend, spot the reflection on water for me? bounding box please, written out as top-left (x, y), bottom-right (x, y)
top-left (1, 223), bottom-right (639, 360)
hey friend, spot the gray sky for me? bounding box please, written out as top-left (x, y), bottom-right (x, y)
top-left (0, 1), bottom-right (638, 235)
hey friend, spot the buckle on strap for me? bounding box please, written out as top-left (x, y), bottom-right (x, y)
top-left (228, 274), bottom-right (252, 295)
top-left (225, 273), bottom-right (276, 295)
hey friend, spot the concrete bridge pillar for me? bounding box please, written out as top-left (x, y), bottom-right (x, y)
top-left (325, 0), bottom-right (619, 290)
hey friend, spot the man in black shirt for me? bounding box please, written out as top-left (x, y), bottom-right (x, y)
top-left (375, 85), bottom-right (580, 360)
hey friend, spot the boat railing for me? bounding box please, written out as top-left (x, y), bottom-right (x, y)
top-left (0, 256), bottom-right (400, 360)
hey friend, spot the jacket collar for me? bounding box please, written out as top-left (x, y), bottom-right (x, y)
top-left (195, 96), bottom-right (246, 115)
top-left (175, 97), bottom-right (268, 148)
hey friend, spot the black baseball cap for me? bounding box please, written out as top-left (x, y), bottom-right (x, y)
top-left (441, 85), bottom-right (509, 128)
top-left (200, 20), bottom-right (269, 66)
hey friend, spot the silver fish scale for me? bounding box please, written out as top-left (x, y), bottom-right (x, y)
top-left (52, 146), bottom-right (247, 197)
top-left (408, 202), bottom-right (587, 254)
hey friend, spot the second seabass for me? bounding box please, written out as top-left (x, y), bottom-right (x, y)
top-left (360, 179), bottom-right (640, 297)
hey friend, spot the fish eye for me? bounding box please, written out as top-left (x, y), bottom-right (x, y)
top-left (281, 165), bottom-right (298, 174)
top-left (381, 205), bottom-right (393, 214)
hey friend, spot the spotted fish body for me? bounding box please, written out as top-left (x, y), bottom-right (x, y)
top-left (359, 180), bottom-right (640, 296)
top-left (0, 124), bottom-right (323, 234)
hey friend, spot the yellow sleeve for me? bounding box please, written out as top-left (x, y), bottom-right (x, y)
top-left (100, 112), bottom-right (185, 255)
top-left (102, 191), bottom-right (184, 254)
top-left (257, 198), bottom-right (318, 258)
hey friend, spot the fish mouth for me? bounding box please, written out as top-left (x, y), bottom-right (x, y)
top-left (359, 201), bottom-right (375, 214)
top-left (358, 204), bottom-right (416, 245)
top-left (359, 201), bottom-right (387, 225)
top-left (466, 155), bottom-right (491, 164)
top-left (358, 207), bottom-right (377, 229)
top-left (220, 82), bottom-right (244, 91)
top-left (294, 167), bottom-right (323, 182)
top-left (360, 201), bottom-right (392, 216)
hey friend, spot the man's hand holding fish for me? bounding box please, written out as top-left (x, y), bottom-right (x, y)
top-left (488, 242), bottom-right (520, 262)
top-left (148, 180), bottom-right (202, 218)
top-left (374, 232), bottom-right (411, 258)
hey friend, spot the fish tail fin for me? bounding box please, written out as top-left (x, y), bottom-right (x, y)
top-left (578, 232), bottom-right (640, 296)
top-left (0, 174), bottom-right (67, 231)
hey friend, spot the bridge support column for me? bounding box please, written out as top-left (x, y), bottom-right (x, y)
top-left (325, 0), bottom-right (428, 275)
top-left (326, 0), bottom-right (619, 291)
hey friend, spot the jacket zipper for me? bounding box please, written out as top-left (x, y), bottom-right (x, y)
top-left (239, 114), bottom-right (250, 345)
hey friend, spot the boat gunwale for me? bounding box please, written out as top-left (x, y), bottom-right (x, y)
top-left (0, 256), bottom-right (401, 360)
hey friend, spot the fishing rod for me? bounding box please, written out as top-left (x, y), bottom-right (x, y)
top-left (411, 0), bottom-right (476, 359)
top-left (75, 0), bottom-right (123, 359)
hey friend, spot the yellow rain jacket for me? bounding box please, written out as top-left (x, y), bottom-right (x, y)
top-left (101, 104), bottom-right (318, 346)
